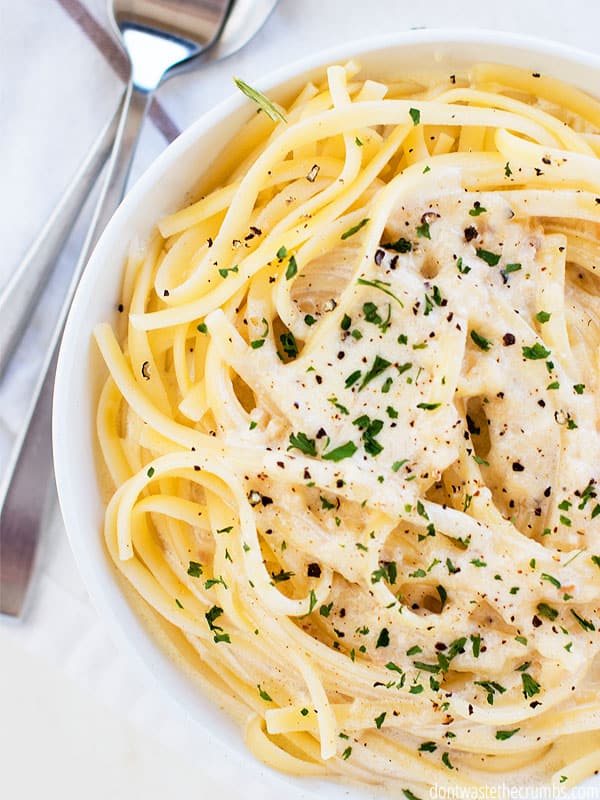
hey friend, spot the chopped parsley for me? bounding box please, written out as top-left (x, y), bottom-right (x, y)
top-left (571, 609), bottom-right (595, 631)
top-left (359, 356), bottom-right (391, 390)
top-left (416, 222), bottom-right (431, 239)
top-left (187, 561), bottom-right (203, 577)
top-left (376, 628), bottom-right (390, 648)
top-left (322, 441), bottom-right (358, 462)
top-left (470, 330), bottom-right (492, 351)
top-left (285, 255), bottom-right (298, 280)
top-left (522, 342), bottom-right (551, 360)
top-left (328, 396), bottom-right (350, 415)
top-left (417, 402), bottom-right (441, 410)
top-left (204, 605), bottom-right (231, 644)
top-left (384, 237), bottom-right (412, 253)
top-left (371, 561), bottom-right (398, 585)
top-left (495, 728), bottom-right (520, 740)
top-left (442, 752), bottom-right (454, 770)
top-left (319, 602), bottom-right (333, 617)
top-left (541, 573), bottom-right (561, 589)
top-left (536, 602), bottom-right (558, 621)
top-left (409, 107), bottom-right (421, 126)
top-left (476, 248), bottom-right (501, 266)
top-left (357, 277), bottom-right (404, 307)
top-left (474, 680), bottom-right (506, 705)
top-left (456, 257), bottom-right (471, 274)
top-left (288, 432), bottom-right (317, 457)
top-left (536, 310), bottom-right (551, 323)
top-left (341, 218), bottom-right (370, 240)
top-left (257, 684), bottom-right (273, 702)
top-left (521, 672), bottom-right (541, 698)
top-left (218, 265), bottom-right (239, 278)
top-left (345, 370), bottom-right (362, 388)
top-left (469, 202), bottom-right (487, 216)
top-left (279, 331), bottom-right (298, 359)
top-left (271, 569), bottom-right (294, 583)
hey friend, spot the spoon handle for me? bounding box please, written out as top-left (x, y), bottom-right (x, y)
top-left (0, 93), bottom-right (125, 379)
top-left (0, 81), bottom-right (152, 617)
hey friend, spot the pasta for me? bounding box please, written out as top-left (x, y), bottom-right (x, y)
top-left (93, 61), bottom-right (600, 794)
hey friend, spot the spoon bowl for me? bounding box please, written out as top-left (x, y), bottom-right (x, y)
top-left (111, 0), bottom-right (232, 91)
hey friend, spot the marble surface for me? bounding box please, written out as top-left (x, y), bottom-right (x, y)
top-left (2, 1), bottom-right (600, 798)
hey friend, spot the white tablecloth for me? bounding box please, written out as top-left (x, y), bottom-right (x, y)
top-left (2, 1), bottom-right (600, 797)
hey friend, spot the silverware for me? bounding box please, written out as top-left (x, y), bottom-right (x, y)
top-left (0, 0), bottom-right (235, 618)
top-left (0, 0), bottom-right (280, 382)
top-left (0, 97), bottom-right (124, 377)
top-left (0, 0), bottom-right (280, 619)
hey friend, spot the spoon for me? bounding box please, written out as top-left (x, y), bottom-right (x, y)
top-left (0, 0), bottom-right (280, 618)
top-left (0, 0), bottom-right (281, 379)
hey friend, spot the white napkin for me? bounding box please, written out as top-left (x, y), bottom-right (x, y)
top-left (1, 0), bottom-right (599, 795)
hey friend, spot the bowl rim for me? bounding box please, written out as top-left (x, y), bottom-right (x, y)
top-left (53, 27), bottom-right (600, 796)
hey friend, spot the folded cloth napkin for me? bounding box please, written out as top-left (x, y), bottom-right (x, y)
top-left (1, 0), bottom-right (599, 796)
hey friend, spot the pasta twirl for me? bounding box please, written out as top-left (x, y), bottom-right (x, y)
top-left (94, 62), bottom-right (600, 793)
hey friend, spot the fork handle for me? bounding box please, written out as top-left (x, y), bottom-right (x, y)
top-left (0, 80), bottom-right (152, 617)
top-left (0, 92), bottom-right (125, 379)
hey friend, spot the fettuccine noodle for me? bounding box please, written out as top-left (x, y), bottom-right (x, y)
top-left (94, 61), bottom-right (600, 794)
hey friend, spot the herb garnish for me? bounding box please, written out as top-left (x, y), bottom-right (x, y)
top-left (279, 331), bottom-right (298, 359)
top-left (496, 728), bottom-right (520, 740)
top-left (357, 277), bottom-right (404, 307)
top-left (257, 684), bottom-right (273, 702)
top-left (416, 222), bottom-right (431, 239)
top-left (476, 249), bottom-right (501, 266)
top-left (522, 342), bottom-right (551, 360)
top-left (474, 680), bottom-right (506, 705)
top-left (384, 237), bottom-right (412, 253)
top-left (470, 330), bottom-right (492, 351)
top-left (341, 218), bottom-right (370, 240)
top-left (288, 432), bottom-right (317, 456)
top-left (323, 441), bottom-right (358, 462)
top-left (469, 202), bottom-right (487, 216)
top-left (234, 78), bottom-right (287, 122)
top-left (571, 610), bottom-right (595, 631)
top-left (359, 355), bottom-right (391, 390)
top-left (218, 265), bottom-right (239, 278)
top-left (409, 107), bottom-right (421, 126)
top-left (536, 602), bottom-right (558, 621)
top-left (285, 255), bottom-right (298, 280)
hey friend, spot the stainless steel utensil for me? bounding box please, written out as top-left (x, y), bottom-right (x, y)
top-left (0, 0), bottom-right (239, 618)
top-left (0, 0), bottom-right (280, 619)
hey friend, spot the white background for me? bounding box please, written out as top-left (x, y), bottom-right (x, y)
top-left (2, 1), bottom-right (600, 798)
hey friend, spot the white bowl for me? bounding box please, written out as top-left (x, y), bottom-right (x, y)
top-left (54, 29), bottom-right (600, 797)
